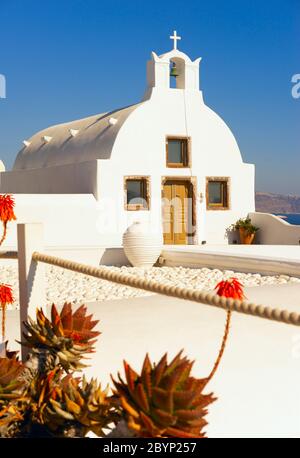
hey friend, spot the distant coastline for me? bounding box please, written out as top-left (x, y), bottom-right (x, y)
top-left (255, 192), bottom-right (300, 215)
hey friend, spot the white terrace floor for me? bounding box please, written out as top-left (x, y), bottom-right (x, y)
top-left (6, 282), bottom-right (300, 438)
top-left (161, 244), bottom-right (300, 276)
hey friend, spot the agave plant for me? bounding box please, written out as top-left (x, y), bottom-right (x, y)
top-left (0, 357), bottom-right (25, 400)
top-left (23, 303), bottom-right (100, 372)
top-left (0, 341), bottom-right (19, 360)
top-left (0, 402), bottom-right (25, 438)
top-left (0, 357), bottom-right (27, 437)
top-left (31, 368), bottom-right (118, 437)
top-left (112, 351), bottom-right (216, 438)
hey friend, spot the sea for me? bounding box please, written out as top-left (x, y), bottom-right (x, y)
top-left (274, 213), bottom-right (300, 225)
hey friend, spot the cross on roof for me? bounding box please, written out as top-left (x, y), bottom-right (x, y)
top-left (170, 30), bottom-right (181, 50)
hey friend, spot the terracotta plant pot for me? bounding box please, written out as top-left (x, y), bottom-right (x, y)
top-left (239, 228), bottom-right (255, 245)
top-left (123, 221), bottom-right (163, 268)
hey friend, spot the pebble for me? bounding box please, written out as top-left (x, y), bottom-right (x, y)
top-left (0, 263), bottom-right (299, 311)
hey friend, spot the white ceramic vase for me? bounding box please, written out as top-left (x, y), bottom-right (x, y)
top-left (123, 221), bottom-right (163, 268)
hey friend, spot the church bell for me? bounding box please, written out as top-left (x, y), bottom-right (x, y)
top-left (170, 62), bottom-right (179, 78)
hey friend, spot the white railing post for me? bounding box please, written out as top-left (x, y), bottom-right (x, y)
top-left (17, 223), bottom-right (46, 361)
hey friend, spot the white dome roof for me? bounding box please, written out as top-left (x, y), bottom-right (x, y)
top-left (13, 103), bottom-right (142, 170)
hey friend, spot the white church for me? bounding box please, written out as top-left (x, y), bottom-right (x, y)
top-left (0, 32), bottom-right (255, 262)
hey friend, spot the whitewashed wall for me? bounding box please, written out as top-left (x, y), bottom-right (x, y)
top-left (249, 212), bottom-right (300, 245)
top-left (98, 86), bottom-right (255, 246)
top-left (0, 194), bottom-right (127, 265)
top-left (0, 160), bottom-right (99, 197)
top-left (1, 194), bottom-right (100, 246)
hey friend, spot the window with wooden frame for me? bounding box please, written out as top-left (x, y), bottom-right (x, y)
top-left (206, 177), bottom-right (230, 210)
top-left (124, 176), bottom-right (150, 211)
top-left (166, 137), bottom-right (190, 167)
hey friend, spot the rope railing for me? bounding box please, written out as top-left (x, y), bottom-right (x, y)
top-left (32, 251), bottom-right (300, 327)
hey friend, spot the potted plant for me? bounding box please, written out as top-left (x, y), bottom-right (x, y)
top-left (230, 217), bottom-right (259, 245)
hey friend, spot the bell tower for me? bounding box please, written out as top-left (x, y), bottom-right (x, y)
top-left (143, 31), bottom-right (202, 100)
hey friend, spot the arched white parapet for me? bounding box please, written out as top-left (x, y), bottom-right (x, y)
top-left (249, 212), bottom-right (300, 245)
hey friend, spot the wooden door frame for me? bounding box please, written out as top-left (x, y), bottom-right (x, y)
top-left (161, 176), bottom-right (197, 245)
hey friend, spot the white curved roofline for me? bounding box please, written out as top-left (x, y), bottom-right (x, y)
top-left (13, 103), bottom-right (143, 171)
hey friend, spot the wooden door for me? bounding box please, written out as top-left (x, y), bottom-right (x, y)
top-left (162, 180), bottom-right (191, 245)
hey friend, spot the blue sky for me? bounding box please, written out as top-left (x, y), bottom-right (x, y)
top-left (0, 0), bottom-right (299, 194)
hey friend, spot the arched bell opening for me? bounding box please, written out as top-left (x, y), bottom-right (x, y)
top-left (169, 57), bottom-right (186, 89)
